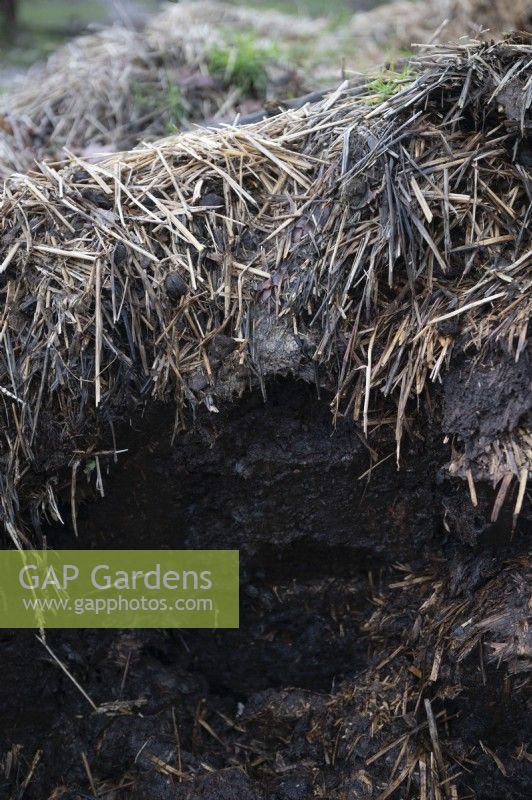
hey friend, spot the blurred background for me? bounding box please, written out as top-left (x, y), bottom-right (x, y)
top-left (0, 0), bottom-right (381, 73)
top-left (0, 0), bottom-right (529, 173)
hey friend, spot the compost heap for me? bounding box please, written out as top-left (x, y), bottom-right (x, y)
top-left (0, 0), bottom-right (320, 177)
top-left (0, 37), bottom-right (530, 800)
top-left (2, 0), bottom-right (531, 177)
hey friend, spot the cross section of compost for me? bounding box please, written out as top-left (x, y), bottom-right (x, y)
top-left (0, 379), bottom-right (530, 800)
top-left (0, 33), bottom-right (531, 800)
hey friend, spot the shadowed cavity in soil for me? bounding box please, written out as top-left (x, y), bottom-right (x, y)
top-left (0, 380), bottom-right (528, 799)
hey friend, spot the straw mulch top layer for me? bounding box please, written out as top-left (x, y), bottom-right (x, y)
top-left (2, 0), bottom-right (530, 178)
top-left (0, 37), bottom-right (530, 543)
top-left (0, 1), bottom-right (319, 177)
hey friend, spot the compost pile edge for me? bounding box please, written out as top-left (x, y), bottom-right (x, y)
top-left (0, 36), bottom-right (530, 541)
top-left (0, 35), bottom-right (530, 800)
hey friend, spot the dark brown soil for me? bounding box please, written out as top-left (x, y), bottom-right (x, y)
top-left (0, 380), bottom-right (530, 799)
top-left (443, 341), bottom-right (532, 465)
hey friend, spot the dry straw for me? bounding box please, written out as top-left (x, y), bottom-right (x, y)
top-left (1, 0), bottom-right (530, 177)
top-left (0, 1), bottom-right (319, 176)
top-left (0, 37), bottom-right (530, 544)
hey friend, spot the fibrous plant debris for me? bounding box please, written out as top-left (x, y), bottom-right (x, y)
top-left (0, 1), bottom-right (318, 177)
top-left (0, 36), bottom-right (530, 540)
top-left (0, 32), bottom-right (530, 800)
top-left (1, 0), bottom-right (531, 177)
